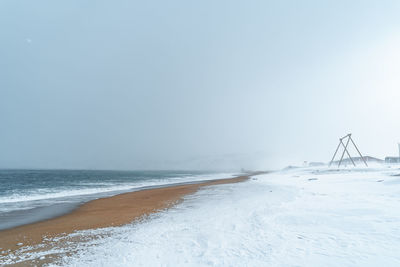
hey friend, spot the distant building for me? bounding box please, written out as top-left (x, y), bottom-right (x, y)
top-left (385, 143), bottom-right (400, 164)
top-left (385, 157), bottom-right (400, 164)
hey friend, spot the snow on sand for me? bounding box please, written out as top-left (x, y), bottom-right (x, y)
top-left (46, 167), bottom-right (400, 266)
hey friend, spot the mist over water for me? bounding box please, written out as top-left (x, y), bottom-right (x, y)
top-left (1, 0), bottom-right (400, 170)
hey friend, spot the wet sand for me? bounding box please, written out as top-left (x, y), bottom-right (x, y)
top-left (0, 175), bottom-right (249, 254)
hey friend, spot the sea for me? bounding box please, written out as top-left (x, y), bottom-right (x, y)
top-left (0, 169), bottom-right (236, 230)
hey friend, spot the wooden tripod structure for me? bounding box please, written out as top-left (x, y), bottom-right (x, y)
top-left (329, 134), bottom-right (368, 167)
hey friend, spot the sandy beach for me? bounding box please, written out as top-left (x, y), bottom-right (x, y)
top-left (0, 175), bottom-right (249, 256)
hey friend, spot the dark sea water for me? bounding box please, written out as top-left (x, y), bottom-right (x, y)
top-left (0, 170), bottom-right (234, 230)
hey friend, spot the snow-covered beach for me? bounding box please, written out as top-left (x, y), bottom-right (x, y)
top-left (3, 166), bottom-right (400, 266)
top-left (2, 0), bottom-right (400, 265)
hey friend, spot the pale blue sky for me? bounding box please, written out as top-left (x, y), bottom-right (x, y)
top-left (1, 0), bottom-right (400, 170)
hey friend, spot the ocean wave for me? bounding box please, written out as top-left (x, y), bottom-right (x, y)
top-left (0, 173), bottom-right (236, 206)
top-left (0, 184), bottom-right (144, 204)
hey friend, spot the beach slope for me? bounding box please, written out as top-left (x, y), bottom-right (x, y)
top-left (0, 175), bottom-right (249, 253)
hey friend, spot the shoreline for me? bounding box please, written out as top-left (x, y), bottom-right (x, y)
top-left (0, 175), bottom-right (242, 231)
top-left (0, 175), bottom-right (251, 256)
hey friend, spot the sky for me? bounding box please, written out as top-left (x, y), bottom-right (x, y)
top-left (1, 0), bottom-right (400, 170)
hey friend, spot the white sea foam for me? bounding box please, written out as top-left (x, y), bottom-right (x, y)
top-left (0, 184), bottom-right (144, 204)
top-left (0, 173), bottom-right (236, 211)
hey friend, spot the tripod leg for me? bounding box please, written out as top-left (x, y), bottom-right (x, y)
top-left (329, 141), bottom-right (341, 167)
top-left (338, 137), bottom-right (351, 168)
top-left (341, 141), bottom-right (356, 166)
top-left (350, 136), bottom-right (368, 167)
